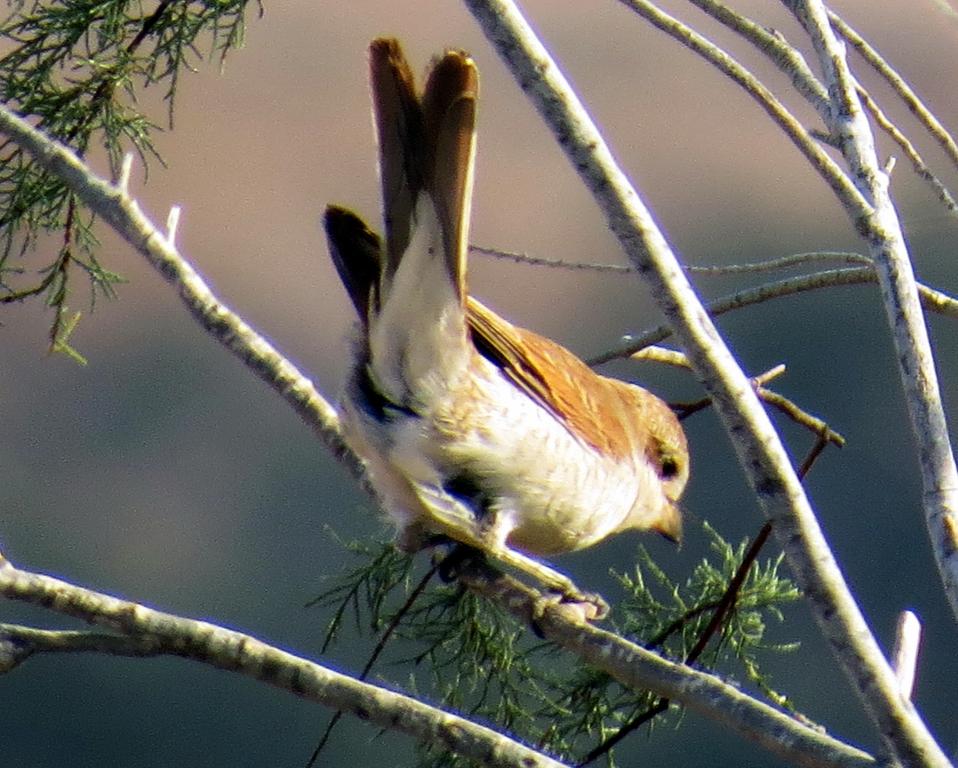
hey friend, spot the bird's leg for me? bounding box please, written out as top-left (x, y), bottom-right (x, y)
top-left (409, 484), bottom-right (609, 619)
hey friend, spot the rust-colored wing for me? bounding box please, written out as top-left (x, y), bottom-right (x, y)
top-left (467, 297), bottom-right (652, 462)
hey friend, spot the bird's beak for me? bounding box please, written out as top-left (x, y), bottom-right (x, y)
top-left (653, 501), bottom-right (683, 545)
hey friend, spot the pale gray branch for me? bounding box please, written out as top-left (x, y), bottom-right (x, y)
top-left (685, 0), bottom-right (958, 215)
top-left (0, 625), bottom-right (166, 666)
top-left (463, 2), bottom-right (949, 767)
top-left (473, 244), bottom-right (871, 274)
top-left (0, 551), bottom-right (879, 768)
top-left (612, 0), bottom-right (871, 224)
top-left (855, 81), bottom-right (958, 215)
top-left (684, 0), bottom-right (830, 114)
top-left (828, 9), bottom-right (958, 172)
top-left (891, 611), bottom-right (921, 701)
top-left (787, 0), bottom-right (958, 751)
top-left (0, 556), bottom-right (568, 768)
top-left (469, 246), bottom-right (958, 362)
top-left (0, 106), bottom-right (363, 484)
top-left (470, 243), bottom-right (632, 272)
top-left (591, 266), bottom-right (958, 364)
top-left (686, 251), bottom-right (872, 274)
top-left (457, 560), bottom-right (878, 768)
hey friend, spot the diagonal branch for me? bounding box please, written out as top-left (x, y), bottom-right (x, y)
top-left (828, 9), bottom-right (958, 173)
top-left (0, 550), bottom-right (876, 768)
top-left (456, 560), bottom-right (876, 768)
top-left (788, 0), bottom-right (958, 744)
top-left (612, 0), bottom-right (871, 224)
top-left (684, 0), bottom-right (829, 115)
top-left (855, 81), bottom-right (958, 215)
top-left (0, 103), bottom-right (363, 485)
top-left (0, 555), bottom-right (568, 768)
top-left (462, 1), bottom-right (949, 767)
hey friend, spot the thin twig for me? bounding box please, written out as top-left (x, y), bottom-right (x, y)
top-left (686, 252), bottom-right (872, 274)
top-left (589, 267), bottom-right (958, 364)
top-left (797, 431), bottom-right (830, 479)
top-left (758, 387), bottom-right (846, 448)
top-left (470, 243), bottom-right (631, 273)
top-left (855, 83), bottom-right (958, 214)
top-left (473, 243), bottom-right (871, 275)
top-left (684, 0), bottom-right (829, 114)
top-left (828, 9), bottom-right (958, 172)
top-left (686, 522), bottom-right (774, 666)
top-left (666, 360), bottom-right (845, 450)
top-left (575, 698), bottom-right (669, 766)
top-left (643, 597), bottom-right (726, 651)
top-left (305, 561), bottom-right (441, 768)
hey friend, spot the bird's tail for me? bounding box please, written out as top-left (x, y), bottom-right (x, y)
top-left (325, 38), bottom-right (479, 408)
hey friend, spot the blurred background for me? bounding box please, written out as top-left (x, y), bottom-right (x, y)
top-left (3, 0), bottom-right (957, 765)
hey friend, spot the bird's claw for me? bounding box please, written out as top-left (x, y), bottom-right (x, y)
top-left (531, 589), bottom-right (609, 634)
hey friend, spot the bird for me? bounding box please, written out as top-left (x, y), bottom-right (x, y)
top-left (323, 38), bottom-right (688, 608)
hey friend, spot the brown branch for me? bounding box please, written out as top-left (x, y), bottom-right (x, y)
top-left (758, 386), bottom-right (846, 448)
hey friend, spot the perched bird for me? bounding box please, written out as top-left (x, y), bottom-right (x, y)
top-left (324, 38), bottom-right (688, 603)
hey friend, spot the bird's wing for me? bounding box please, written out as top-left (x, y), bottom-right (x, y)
top-left (467, 297), bottom-right (648, 462)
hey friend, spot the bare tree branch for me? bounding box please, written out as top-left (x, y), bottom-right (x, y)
top-left (679, 0), bottom-right (958, 214)
top-left (455, 560), bottom-right (878, 768)
top-left (0, 106), bottom-right (363, 485)
top-left (0, 550), bottom-right (877, 768)
top-left (855, 81), bottom-right (958, 215)
top-left (473, 244), bottom-right (872, 273)
top-left (611, 0), bottom-right (871, 222)
top-left (789, 0), bottom-right (958, 685)
top-left (828, 9), bottom-right (958, 174)
top-left (685, 251), bottom-right (871, 274)
top-left (471, 246), bottom-right (958, 359)
top-left (589, 266), bottom-right (958, 363)
top-left (462, 1), bottom-right (950, 766)
top-left (684, 0), bottom-right (830, 113)
top-left (0, 554), bottom-right (569, 768)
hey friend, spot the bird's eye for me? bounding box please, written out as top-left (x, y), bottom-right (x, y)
top-left (660, 456), bottom-right (680, 478)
